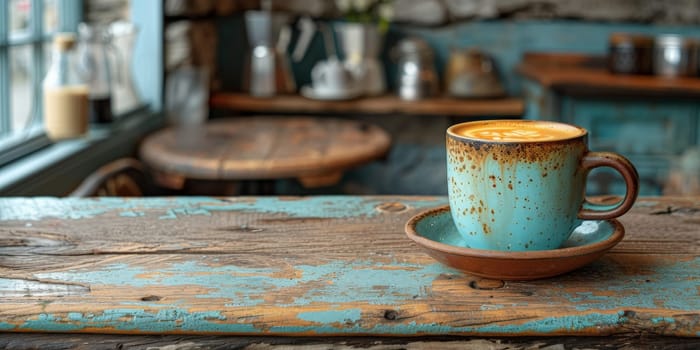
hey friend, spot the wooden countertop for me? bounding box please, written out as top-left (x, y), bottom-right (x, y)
top-left (517, 52), bottom-right (700, 97)
top-left (210, 93), bottom-right (525, 117)
top-left (0, 196), bottom-right (698, 348)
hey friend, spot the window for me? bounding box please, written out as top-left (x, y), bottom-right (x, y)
top-left (0, 0), bottom-right (81, 164)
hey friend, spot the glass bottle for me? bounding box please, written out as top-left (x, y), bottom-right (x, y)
top-left (109, 20), bottom-right (142, 115)
top-left (78, 23), bottom-right (114, 123)
top-left (42, 33), bottom-right (89, 140)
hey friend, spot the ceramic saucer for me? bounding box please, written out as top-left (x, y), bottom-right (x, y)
top-left (300, 85), bottom-right (362, 101)
top-left (404, 205), bottom-right (624, 280)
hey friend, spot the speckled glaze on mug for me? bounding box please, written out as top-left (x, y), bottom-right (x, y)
top-left (446, 120), bottom-right (638, 251)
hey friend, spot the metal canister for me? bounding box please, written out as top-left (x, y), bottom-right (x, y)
top-left (607, 33), bottom-right (653, 75)
top-left (392, 38), bottom-right (439, 100)
top-left (653, 34), bottom-right (699, 77)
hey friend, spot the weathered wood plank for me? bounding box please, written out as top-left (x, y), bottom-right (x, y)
top-left (209, 93), bottom-right (526, 117)
top-left (1, 333), bottom-right (699, 350)
top-left (0, 197), bottom-right (696, 255)
top-left (0, 196), bottom-right (698, 338)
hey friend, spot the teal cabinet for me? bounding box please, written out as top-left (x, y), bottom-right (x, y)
top-left (522, 78), bottom-right (699, 196)
top-left (564, 98), bottom-right (697, 195)
top-left (563, 99), bottom-right (696, 156)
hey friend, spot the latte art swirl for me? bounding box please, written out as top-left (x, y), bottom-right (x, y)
top-left (451, 120), bottom-right (585, 142)
top-left (470, 129), bottom-right (560, 141)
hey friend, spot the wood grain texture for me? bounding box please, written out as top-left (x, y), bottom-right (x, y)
top-left (0, 196), bottom-right (698, 340)
top-left (139, 117), bottom-right (391, 186)
top-left (517, 52), bottom-right (700, 97)
top-left (209, 93), bottom-right (525, 117)
top-left (1, 333), bottom-right (699, 350)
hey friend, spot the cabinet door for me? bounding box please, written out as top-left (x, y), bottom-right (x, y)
top-left (522, 79), bottom-right (559, 119)
top-left (563, 98), bottom-right (696, 155)
top-left (561, 97), bottom-right (698, 195)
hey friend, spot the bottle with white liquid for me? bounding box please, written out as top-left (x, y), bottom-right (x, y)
top-left (43, 33), bottom-right (89, 140)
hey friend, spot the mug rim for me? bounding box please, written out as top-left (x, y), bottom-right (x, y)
top-left (447, 119), bottom-right (588, 144)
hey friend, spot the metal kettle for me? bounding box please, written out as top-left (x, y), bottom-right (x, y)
top-left (445, 49), bottom-right (505, 98)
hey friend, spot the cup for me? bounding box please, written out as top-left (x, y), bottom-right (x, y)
top-left (165, 66), bottom-right (209, 126)
top-left (446, 120), bottom-right (639, 251)
top-left (311, 58), bottom-right (356, 96)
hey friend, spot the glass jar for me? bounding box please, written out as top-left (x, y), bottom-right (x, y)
top-left (607, 33), bottom-right (653, 75)
top-left (109, 21), bottom-right (142, 115)
top-left (42, 33), bottom-right (89, 140)
top-left (78, 23), bottom-right (114, 123)
top-left (653, 35), bottom-right (699, 77)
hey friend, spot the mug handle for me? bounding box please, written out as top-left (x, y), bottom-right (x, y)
top-left (578, 152), bottom-right (640, 220)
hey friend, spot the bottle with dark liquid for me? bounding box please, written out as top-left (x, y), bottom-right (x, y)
top-left (89, 94), bottom-right (113, 123)
top-left (78, 23), bottom-right (114, 123)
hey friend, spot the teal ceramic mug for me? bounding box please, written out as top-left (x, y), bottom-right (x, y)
top-left (446, 120), bottom-right (639, 251)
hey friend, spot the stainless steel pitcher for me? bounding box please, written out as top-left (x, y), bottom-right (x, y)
top-left (243, 11), bottom-right (293, 97)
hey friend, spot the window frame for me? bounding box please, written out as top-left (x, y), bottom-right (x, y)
top-left (0, 1), bottom-right (163, 196)
top-left (0, 0), bottom-right (81, 166)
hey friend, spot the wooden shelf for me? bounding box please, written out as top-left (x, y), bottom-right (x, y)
top-left (210, 93), bottom-right (525, 117)
top-left (517, 52), bottom-right (700, 97)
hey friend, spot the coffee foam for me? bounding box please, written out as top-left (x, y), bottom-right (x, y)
top-left (450, 120), bottom-right (585, 142)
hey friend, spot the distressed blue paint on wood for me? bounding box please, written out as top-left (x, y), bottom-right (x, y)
top-left (34, 260), bottom-right (454, 307)
top-left (0, 197), bottom-right (447, 221)
top-left (119, 211), bottom-right (144, 217)
top-left (20, 314), bottom-right (84, 332)
top-left (29, 258), bottom-right (699, 312)
top-left (1, 197), bottom-right (697, 337)
top-left (297, 309), bottom-right (362, 324)
top-left (19, 310), bottom-right (241, 334)
top-left (202, 197), bottom-right (447, 219)
top-left (270, 312), bottom-right (627, 335)
top-left (559, 258), bottom-right (700, 311)
top-left (651, 317), bottom-right (675, 324)
top-left (28, 258), bottom-right (700, 311)
top-left (5, 308), bottom-right (636, 335)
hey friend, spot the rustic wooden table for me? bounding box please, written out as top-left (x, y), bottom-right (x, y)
top-left (139, 117), bottom-right (391, 192)
top-left (0, 196), bottom-right (698, 349)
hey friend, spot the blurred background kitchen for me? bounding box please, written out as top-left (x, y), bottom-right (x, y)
top-left (2, 0), bottom-right (700, 197)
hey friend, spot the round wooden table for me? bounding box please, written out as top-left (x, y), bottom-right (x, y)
top-left (139, 117), bottom-right (391, 192)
